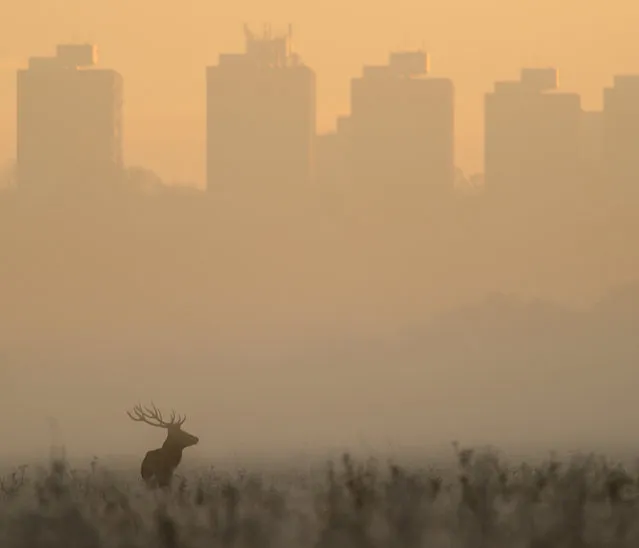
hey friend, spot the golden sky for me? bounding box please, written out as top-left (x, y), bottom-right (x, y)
top-left (1, 0), bottom-right (638, 186)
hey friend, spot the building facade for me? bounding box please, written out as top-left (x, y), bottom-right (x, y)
top-left (348, 51), bottom-right (455, 196)
top-left (206, 25), bottom-right (316, 194)
top-left (603, 75), bottom-right (639, 193)
top-left (17, 44), bottom-right (123, 191)
top-left (315, 116), bottom-right (351, 186)
top-left (484, 68), bottom-right (582, 200)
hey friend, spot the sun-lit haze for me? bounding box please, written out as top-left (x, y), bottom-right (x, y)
top-left (2, 2), bottom-right (639, 466)
top-left (2, 189), bottom-right (639, 462)
top-left (1, 0), bottom-right (638, 184)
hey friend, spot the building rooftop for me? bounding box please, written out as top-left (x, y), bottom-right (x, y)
top-left (360, 50), bottom-right (430, 79)
top-left (214, 24), bottom-right (303, 68)
top-left (27, 43), bottom-right (98, 71)
top-left (611, 74), bottom-right (639, 90)
top-left (492, 68), bottom-right (565, 94)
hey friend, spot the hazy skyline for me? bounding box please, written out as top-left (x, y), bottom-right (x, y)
top-left (3, 1), bottom-right (639, 464)
top-left (1, 1), bottom-right (638, 186)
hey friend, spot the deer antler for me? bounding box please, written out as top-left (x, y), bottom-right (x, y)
top-left (127, 403), bottom-right (186, 428)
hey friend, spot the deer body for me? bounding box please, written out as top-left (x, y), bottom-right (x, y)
top-left (127, 403), bottom-right (199, 488)
top-left (140, 440), bottom-right (186, 487)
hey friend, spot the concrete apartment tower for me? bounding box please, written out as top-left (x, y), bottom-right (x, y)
top-left (484, 68), bottom-right (581, 200)
top-left (347, 51), bottom-right (455, 196)
top-left (603, 75), bottom-right (639, 194)
top-left (315, 116), bottom-right (351, 186)
top-left (16, 44), bottom-right (124, 191)
top-left (206, 25), bottom-right (316, 194)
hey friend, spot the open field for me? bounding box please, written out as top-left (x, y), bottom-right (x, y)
top-left (2, 446), bottom-right (639, 547)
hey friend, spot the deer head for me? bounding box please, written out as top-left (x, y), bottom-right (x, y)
top-left (127, 403), bottom-right (199, 449)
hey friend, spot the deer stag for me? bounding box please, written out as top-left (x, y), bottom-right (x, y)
top-left (127, 403), bottom-right (199, 488)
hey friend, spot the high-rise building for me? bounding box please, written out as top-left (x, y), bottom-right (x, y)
top-left (206, 25), bottom-right (316, 193)
top-left (603, 75), bottom-right (639, 192)
top-left (579, 110), bottom-right (604, 185)
top-left (17, 44), bottom-right (123, 190)
top-left (348, 51), bottom-right (454, 195)
top-left (484, 68), bottom-right (581, 199)
top-left (315, 116), bottom-right (351, 186)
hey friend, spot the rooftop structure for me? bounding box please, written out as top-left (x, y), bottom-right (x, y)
top-left (361, 49), bottom-right (430, 79)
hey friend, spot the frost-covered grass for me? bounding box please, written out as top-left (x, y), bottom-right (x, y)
top-left (2, 446), bottom-right (639, 547)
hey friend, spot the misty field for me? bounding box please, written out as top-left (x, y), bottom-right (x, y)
top-left (2, 447), bottom-right (639, 548)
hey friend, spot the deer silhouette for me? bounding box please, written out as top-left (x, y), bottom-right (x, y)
top-left (127, 403), bottom-right (199, 488)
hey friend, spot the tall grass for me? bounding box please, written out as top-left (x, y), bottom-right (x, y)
top-left (1, 446), bottom-right (639, 547)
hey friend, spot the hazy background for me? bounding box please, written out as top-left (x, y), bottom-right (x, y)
top-left (1, 0), bottom-right (638, 185)
top-left (1, 187), bottom-right (639, 462)
top-left (2, 2), bottom-right (639, 465)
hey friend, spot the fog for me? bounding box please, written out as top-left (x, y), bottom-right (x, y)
top-left (1, 185), bottom-right (639, 462)
top-left (2, 5), bottom-right (639, 467)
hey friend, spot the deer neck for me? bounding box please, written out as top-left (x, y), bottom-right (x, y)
top-left (161, 438), bottom-right (184, 467)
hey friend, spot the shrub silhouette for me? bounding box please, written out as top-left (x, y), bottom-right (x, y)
top-left (2, 446), bottom-right (639, 547)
